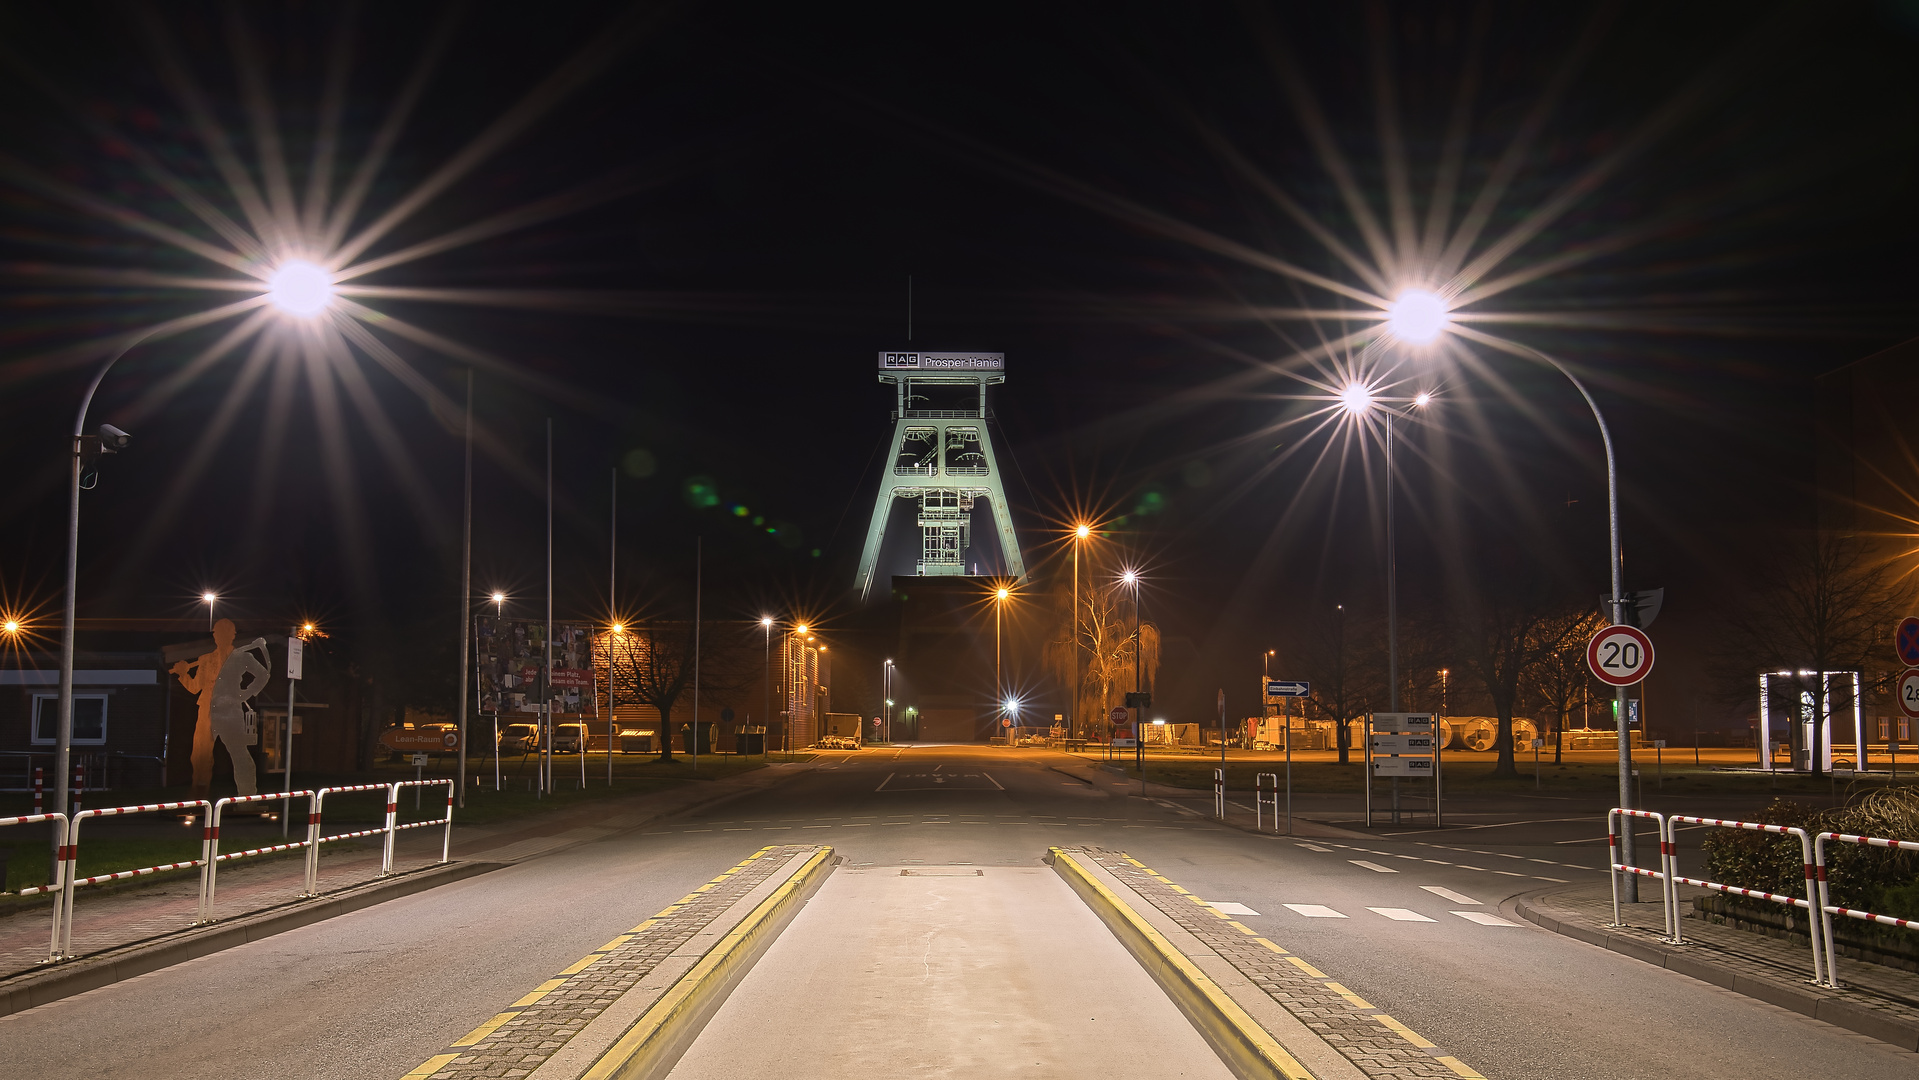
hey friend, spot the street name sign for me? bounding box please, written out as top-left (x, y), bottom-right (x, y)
top-left (1369, 712), bottom-right (1435, 733)
top-left (1373, 756), bottom-right (1434, 777)
top-left (1898, 617), bottom-right (1919, 667)
top-left (1265, 680), bottom-right (1310, 698)
top-left (1899, 669), bottom-right (1919, 720)
top-left (1587, 625), bottom-right (1654, 686)
top-left (1370, 734), bottom-right (1435, 755)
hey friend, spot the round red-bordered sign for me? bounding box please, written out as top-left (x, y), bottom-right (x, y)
top-left (1587, 625), bottom-right (1654, 687)
top-left (1897, 617), bottom-right (1919, 668)
top-left (1898, 669), bottom-right (1919, 720)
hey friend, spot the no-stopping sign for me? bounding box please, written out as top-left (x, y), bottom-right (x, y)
top-left (1587, 625), bottom-right (1654, 687)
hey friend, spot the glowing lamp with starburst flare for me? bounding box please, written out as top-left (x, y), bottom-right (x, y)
top-left (1337, 382), bottom-right (1375, 416)
top-left (1386, 289), bottom-right (1450, 344)
top-left (267, 260), bottom-right (335, 318)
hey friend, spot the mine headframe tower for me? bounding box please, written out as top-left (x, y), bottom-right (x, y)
top-left (855, 351), bottom-right (1026, 602)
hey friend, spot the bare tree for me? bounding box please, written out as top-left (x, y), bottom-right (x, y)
top-left (1452, 584), bottom-right (1586, 778)
top-left (1522, 607), bottom-right (1608, 765)
top-left (1296, 605), bottom-right (1380, 764)
top-left (1045, 578), bottom-right (1160, 740)
top-left (1724, 533), bottom-right (1911, 776)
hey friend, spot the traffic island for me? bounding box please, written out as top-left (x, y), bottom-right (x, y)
top-left (1514, 880), bottom-right (1919, 1051)
top-left (400, 844), bottom-right (832, 1080)
top-left (1053, 847), bottom-right (1486, 1080)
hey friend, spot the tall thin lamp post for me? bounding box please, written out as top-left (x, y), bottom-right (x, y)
top-left (609, 467), bottom-right (617, 785)
top-left (761, 617), bottom-right (774, 757)
top-left (457, 369), bottom-right (472, 808)
top-left (544, 418), bottom-right (553, 797)
top-left (1073, 524), bottom-right (1090, 738)
top-left (55, 327), bottom-right (162, 827)
top-left (995, 588), bottom-right (1009, 741)
top-left (1125, 570), bottom-right (1142, 774)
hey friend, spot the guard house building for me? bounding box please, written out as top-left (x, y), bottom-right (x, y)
top-left (855, 351), bottom-right (1027, 602)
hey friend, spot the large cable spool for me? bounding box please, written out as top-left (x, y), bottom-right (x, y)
top-left (1459, 717), bottom-right (1497, 751)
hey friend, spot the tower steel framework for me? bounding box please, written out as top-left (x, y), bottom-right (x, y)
top-left (855, 351), bottom-right (1026, 601)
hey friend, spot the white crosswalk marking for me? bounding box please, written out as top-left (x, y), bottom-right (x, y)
top-left (1350, 860), bottom-right (1399, 873)
top-left (1282, 904), bottom-right (1347, 918)
top-left (1452, 911), bottom-right (1520, 927)
top-left (1420, 885), bottom-right (1481, 905)
top-left (1367, 907), bottom-right (1436, 922)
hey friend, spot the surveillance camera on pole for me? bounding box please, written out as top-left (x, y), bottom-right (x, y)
top-left (98, 424), bottom-right (131, 452)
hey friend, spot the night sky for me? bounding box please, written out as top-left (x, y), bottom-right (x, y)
top-left (2, 1), bottom-right (1917, 729)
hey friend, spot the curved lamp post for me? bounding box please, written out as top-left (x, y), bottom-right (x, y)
top-left (55, 261), bottom-right (333, 820)
top-left (1382, 289), bottom-right (1635, 890)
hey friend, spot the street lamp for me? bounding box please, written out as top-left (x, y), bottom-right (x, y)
top-left (883, 658), bottom-right (895, 743)
top-left (1383, 294), bottom-right (1637, 890)
top-left (1122, 569), bottom-right (1143, 773)
top-left (202, 591), bottom-right (218, 631)
top-left (761, 616), bottom-right (775, 755)
top-left (1336, 385), bottom-right (1432, 716)
top-left (993, 587), bottom-right (1011, 743)
top-left (1071, 523), bottom-right (1094, 739)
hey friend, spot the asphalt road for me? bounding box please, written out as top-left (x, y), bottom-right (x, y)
top-left (4, 745), bottom-right (1912, 1079)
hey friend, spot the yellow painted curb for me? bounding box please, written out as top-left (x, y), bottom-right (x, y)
top-left (580, 847), bottom-right (833, 1080)
top-left (1051, 849), bottom-right (1317, 1080)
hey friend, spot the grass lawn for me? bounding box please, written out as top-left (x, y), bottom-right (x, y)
top-left (0, 750), bottom-right (799, 896)
top-left (1075, 749), bottom-right (1908, 801)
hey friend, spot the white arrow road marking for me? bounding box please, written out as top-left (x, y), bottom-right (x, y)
top-left (1420, 885), bottom-right (1482, 905)
top-left (1350, 860), bottom-right (1399, 873)
top-left (1367, 907), bottom-right (1436, 922)
top-left (1282, 904), bottom-right (1348, 918)
top-left (1452, 911), bottom-right (1521, 927)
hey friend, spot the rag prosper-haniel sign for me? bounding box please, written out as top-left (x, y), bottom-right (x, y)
top-left (475, 617), bottom-right (595, 714)
top-left (878, 351), bottom-right (1004, 371)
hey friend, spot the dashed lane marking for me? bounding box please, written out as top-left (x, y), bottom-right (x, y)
top-left (1452, 911), bottom-right (1521, 927)
top-left (1419, 885), bottom-right (1481, 905)
top-left (1282, 904), bottom-right (1347, 918)
top-left (1367, 907), bottom-right (1435, 922)
top-left (1350, 860), bottom-right (1399, 873)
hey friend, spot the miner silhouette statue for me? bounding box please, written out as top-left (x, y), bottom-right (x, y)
top-left (171, 618), bottom-right (270, 798)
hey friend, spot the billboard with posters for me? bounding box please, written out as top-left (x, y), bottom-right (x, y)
top-left (475, 617), bottom-right (596, 715)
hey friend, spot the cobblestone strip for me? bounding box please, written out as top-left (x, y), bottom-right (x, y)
top-left (404, 844), bottom-right (820, 1080)
top-left (1074, 848), bottom-right (1486, 1080)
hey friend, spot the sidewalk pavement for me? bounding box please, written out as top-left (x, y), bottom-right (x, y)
top-left (1515, 879), bottom-right (1919, 1051)
top-left (0, 762), bottom-right (808, 997)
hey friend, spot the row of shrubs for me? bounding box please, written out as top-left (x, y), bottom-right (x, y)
top-left (1700, 787), bottom-right (1919, 922)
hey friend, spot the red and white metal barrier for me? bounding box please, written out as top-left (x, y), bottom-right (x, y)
top-left (1607, 808), bottom-right (1677, 940)
top-left (384, 779), bottom-right (455, 873)
top-left (1, 811), bottom-right (69, 962)
top-left (1255, 772), bottom-right (1278, 832)
top-left (202, 792), bottom-right (314, 915)
top-left (304, 783), bottom-right (393, 895)
top-left (1666, 814), bottom-right (1826, 985)
top-left (1813, 831), bottom-right (1919, 989)
top-left (60, 800), bottom-right (212, 956)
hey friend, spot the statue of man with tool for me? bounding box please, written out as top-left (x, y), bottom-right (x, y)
top-left (171, 618), bottom-right (271, 798)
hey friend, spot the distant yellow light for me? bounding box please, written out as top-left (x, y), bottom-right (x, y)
top-left (2, 621), bottom-right (17, 634)
top-left (761, 616), bottom-right (774, 627)
top-left (996, 588), bottom-right (1010, 600)
top-left (491, 591), bottom-right (506, 603)
top-left (796, 624), bottom-right (810, 634)
top-left (1074, 524), bottom-right (1091, 539)
top-left (611, 623), bottom-right (625, 634)
top-left (302, 623), bottom-right (316, 634)
top-left (202, 591), bottom-right (217, 605)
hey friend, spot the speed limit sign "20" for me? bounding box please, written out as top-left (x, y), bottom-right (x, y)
top-left (1587, 625), bottom-right (1654, 687)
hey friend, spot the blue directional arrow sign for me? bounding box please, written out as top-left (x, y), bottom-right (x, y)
top-left (1266, 680), bottom-right (1310, 698)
